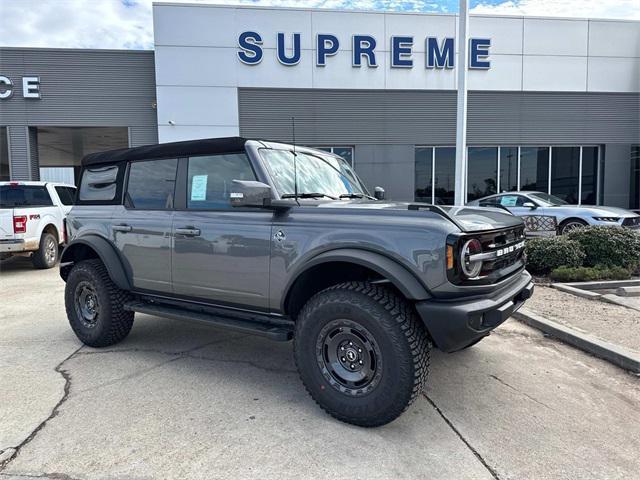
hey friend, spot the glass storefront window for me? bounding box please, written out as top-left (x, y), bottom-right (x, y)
top-left (414, 147), bottom-right (433, 203)
top-left (520, 147), bottom-right (549, 192)
top-left (551, 147), bottom-right (580, 204)
top-left (631, 145), bottom-right (640, 210)
top-left (581, 146), bottom-right (598, 205)
top-left (499, 146), bottom-right (518, 192)
top-left (434, 147), bottom-right (455, 205)
top-left (0, 127), bottom-right (9, 181)
top-left (467, 147), bottom-right (497, 202)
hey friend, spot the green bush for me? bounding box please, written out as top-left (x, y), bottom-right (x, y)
top-left (525, 237), bottom-right (585, 275)
top-left (566, 226), bottom-right (640, 270)
top-left (549, 265), bottom-right (632, 283)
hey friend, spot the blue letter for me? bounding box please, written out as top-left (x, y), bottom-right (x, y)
top-left (470, 38), bottom-right (491, 69)
top-left (277, 32), bottom-right (301, 66)
top-left (426, 37), bottom-right (454, 69)
top-left (317, 34), bottom-right (339, 66)
top-left (391, 36), bottom-right (413, 68)
top-left (237, 31), bottom-right (263, 65)
top-left (352, 35), bottom-right (377, 67)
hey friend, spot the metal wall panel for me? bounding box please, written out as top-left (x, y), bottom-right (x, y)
top-left (238, 88), bottom-right (640, 145)
top-left (7, 127), bottom-right (28, 180)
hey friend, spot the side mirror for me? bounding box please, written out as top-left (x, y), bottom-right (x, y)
top-left (522, 202), bottom-right (537, 209)
top-left (230, 180), bottom-right (272, 208)
top-left (374, 186), bottom-right (385, 201)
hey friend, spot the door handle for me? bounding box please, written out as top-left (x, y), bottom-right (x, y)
top-left (112, 224), bottom-right (132, 233)
top-left (175, 227), bottom-right (201, 237)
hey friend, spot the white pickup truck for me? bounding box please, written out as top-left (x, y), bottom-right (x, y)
top-left (0, 181), bottom-right (76, 269)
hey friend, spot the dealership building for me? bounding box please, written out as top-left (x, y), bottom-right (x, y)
top-left (1, 3), bottom-right (639, 208)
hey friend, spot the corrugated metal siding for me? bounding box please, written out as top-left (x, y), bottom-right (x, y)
top-left (238, 88), bottom-right (640, 145)
top-left (0, 48), bottom-right (158, 180)
top-left (7, 126), bottom-right (28, 180)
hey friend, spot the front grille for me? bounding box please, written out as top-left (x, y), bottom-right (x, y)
top-left (476, 226), bottom-right (526, 278)
top-left (622, 217), bottom-right (640, 227)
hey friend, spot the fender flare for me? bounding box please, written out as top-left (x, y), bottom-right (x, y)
top-left (282, 248), bottom-right (431, 312)
top-left (60, 235), bottom-right (131, 290)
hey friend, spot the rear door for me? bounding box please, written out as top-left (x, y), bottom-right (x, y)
top-left (111, 158), bottom-right (178, 293)
top-left (171, 153), bottom-right (272, 311)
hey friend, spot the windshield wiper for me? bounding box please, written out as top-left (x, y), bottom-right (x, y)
top-left (339, 193), bottom-right (376, 200)
top-left (281, 192), bottom-right (338, 200)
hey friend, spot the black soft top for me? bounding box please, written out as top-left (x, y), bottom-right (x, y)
top-left (82, 136), bottom-right (249, 166)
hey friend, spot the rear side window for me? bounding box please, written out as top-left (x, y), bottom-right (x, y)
top-left (80, 165), bottom-right (119, 202)
top-left (0, 185), bottom-right (53, 207)
top-left (125, 159), bottom-right (178, 209)
top-left (54, 186), bottom-right (76, 206)
top-left (187, 153), bottom-right (256, 209)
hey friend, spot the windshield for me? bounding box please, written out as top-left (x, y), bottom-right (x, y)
top-left (260, 149), bottom-right (367, 198)
top-left (529, 192), bottom-right (568, 206)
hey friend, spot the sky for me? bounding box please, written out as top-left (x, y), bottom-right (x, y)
top-left (0, 0), bottom-right (638, 50)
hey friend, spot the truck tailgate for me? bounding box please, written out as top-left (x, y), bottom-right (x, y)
top-left (0, 208), bottom-right (14, 240)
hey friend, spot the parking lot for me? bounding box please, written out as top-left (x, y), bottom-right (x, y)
top-left (1, 257), bottom-right (639, 480)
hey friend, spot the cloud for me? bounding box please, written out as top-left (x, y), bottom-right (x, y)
top-left (0, 0), bottom-right (637, 51)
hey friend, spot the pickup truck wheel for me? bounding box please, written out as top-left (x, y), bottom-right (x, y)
top-left (65, 259), bottom-right (134, 347)
top-left (31, 232), bottom-right (58, 269)
top-left (294, 282), bottom-right (430, 427)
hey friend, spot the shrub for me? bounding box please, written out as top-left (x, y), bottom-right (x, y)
top-left (566, 226), bottom-right (640, 270)
top-left (525, 237), bottom-right (585, 275)
top-left (549, 265), bottom-right (632, 283)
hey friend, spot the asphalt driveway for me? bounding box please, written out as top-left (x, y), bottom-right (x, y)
top-left (1, 256), bottom-right (639, 480)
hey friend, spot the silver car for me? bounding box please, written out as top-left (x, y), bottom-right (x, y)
top-left (468, 191), bottom-right (640, 235)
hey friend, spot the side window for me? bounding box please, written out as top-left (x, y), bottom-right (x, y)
top-left (55, 186), bottom-right (76, 206)
top-left (187, 153), bottom-right (256, 209)
top-left (126, 159), bottom-right (178, 209)
top-left (515, 196), bottom-right (531, 207)
top-left (79, 165), bottom-right (119, 202)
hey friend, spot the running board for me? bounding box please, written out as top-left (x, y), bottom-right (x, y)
top-left (124, 301), bottom-right (293, 341)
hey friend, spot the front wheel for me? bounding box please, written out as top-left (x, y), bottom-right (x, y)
top-left (65, 259), bottom-right (134, 347)
top-left (294, 282), bottom-right (431, 427)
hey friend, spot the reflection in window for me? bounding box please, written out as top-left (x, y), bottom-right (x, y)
top-left (499, 147), bottom-right (518, 192)
top-left (467, 147), bottom-right (497, 202)
top-left (434, 147), bottom-right (456, 205)
top-left (414, 147), bottom-right (433, 203)
top-left (631, 145), bottom-right (640, 210)
top-left (581, 147), bottom-right (598, 205)
top-left (312, 146), bottom-right (354, 166)
top-left (551, 147), bottom-right (580, 204)
top-left (126, 159), bottom-right (177, 209)
top-left (520, 147), bottom-right (549, 192)
top-left (0, 127), bottom-right (9, 181)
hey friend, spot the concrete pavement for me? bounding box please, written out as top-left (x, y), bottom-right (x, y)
top-left (1, 256), bottom-right (639, 480)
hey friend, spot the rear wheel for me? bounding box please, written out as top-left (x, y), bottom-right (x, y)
top-left (560, 218), bottom-right (588, 235)
top-left (294, 282), bottom-right (430, 427)
top-left (65, 259), bottom-right (134, 347)
top-left (32, 232), bottom-right (58, 269)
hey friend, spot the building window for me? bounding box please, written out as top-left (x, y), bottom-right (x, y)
top-left (313, 146), bottom-right (354, 166)
top-left (631, 145), bottom-right (640, 210)
top-left (499, 146), bottom-right (518, 192)
top-left (414, 146), bottom-right (455, 205)
top-left (0, 127), bottom-right (9, 181)
top-left (551, 146), bottom-right (581, 204)
top-left (581, 146), bottom-right (599, 205)
top-left (38, 126), bottom-right (129, 185)
top-left (520, 147), bottom-right (550, 193)
top-left (467, 147), bottom-right (498, 202)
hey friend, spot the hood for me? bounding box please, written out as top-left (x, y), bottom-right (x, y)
top-left (315, 200), bottom-right (524, 232)
top-left (551, 205), bottom-right (638, 217)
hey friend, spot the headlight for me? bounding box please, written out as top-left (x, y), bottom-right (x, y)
top-left (593, 217), bottom-right (620, 222)
top-left (461, 238), bottom-right (483, 278)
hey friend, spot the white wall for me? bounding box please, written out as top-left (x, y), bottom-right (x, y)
top-left (153, 3), bottom-right (640, 142)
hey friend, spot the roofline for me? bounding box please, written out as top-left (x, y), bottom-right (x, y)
top-left (0, 46), bottom-right (153, 54)
top-left (153, 1), bottom-right (640, 24)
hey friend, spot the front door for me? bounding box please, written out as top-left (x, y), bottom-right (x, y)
top-left (111, 158), bottom-right (178, 293)
top-left (171, 153), bottom-right (271, 311)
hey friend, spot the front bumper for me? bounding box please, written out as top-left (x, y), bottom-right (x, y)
top-left (415, 271), bottom-right (534, 353)
top-left (0, 239), bottom-right (26, 253)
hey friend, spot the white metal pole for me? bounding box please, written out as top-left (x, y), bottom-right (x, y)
top-left (454, 0), bottom-right (469, 205)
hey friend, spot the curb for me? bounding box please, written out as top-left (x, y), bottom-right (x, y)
top-left (600, 294), bottom-right (640, 312)
top-left (513, 308), bottom-right (640, 374)
top-left (551, 283), bottom-right (600, 299)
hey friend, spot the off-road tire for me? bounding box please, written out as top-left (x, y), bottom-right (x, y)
top-left (65, 259), bottom-right (134, 347)
top-left (32, 232), bottom-right (58, 269)
top-left (294, 281), bottom-right (431, 427)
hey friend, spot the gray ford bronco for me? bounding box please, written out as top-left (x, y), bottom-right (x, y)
top-left (60, 137), bottom-right (533, 427)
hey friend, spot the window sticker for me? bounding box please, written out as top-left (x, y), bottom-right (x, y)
top-left (500, 196), bottom-right (518, 207)
top-left (191, 175), bottom-right (208, 201)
